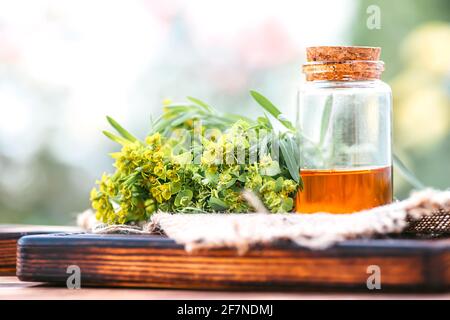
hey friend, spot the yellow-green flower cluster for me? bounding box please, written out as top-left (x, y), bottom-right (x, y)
top-left (91, 132), bottom-right (183, 224)
top-left (91, 103), bottom-right (299, 224)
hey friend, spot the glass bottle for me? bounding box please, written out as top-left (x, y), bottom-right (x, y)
top-left (295, 46), bottom-right (393, 213)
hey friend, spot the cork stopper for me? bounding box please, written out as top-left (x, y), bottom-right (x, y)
top-left (303, 46), bottom-right (384, 81)
top-left (306, 46), bottom-right (381, 62)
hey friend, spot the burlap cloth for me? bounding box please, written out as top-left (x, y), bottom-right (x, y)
top-left (78, 189), bottom-right (450, 252)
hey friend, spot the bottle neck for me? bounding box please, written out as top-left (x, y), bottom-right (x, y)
top-left (302, 60), bottom-right (384, 81)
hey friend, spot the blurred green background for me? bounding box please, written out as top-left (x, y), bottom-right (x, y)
top-left (0, 0), bottom-right (449, 225)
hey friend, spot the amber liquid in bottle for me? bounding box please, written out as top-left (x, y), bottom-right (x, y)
top-left (295, 166), bottom-right (393, 214)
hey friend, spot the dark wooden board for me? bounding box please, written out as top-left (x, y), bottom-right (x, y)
top-left (16, 233), bottom-right (450, 291)
top-left (0, 225), bottom-right (81, 276)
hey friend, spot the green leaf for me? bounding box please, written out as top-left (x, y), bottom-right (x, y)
top-left (260, 161), bottom-right (281, 176)
top-left (257, 116), bottom-right (270, 128)
top-left (168, 112), bottom-right (198, 128)
top-left (106, 116), bottom-right (138, 142)
top-left (223, 112), bottom-right (254, 124)
top-left (222, 178), bottom-right (238, 190)
top-left (264, 113), bottom-right (274, 129)
top-left (103, 130), bottom-right (130, 146)
top-left (202, 170), bottom-right (219, 185)
top-left (171, 151), bottom-right (192, 165)
top-left (187, 96), bottom-right (215, 113)
top-left (237, 173), bottom-right (247, 183)
top-left (150, 117), bottom-right (172, 135)
top-left (275, 177), bottom-right (283, 192)
top-left (256, 112), bottom-right (274, 130)
top-left (250, 90), bottom-right (295, 131)
top-left (280, 137), bottom-right (300, 183)
top-left (175, 189), bottom-right (193, 207)
top-left (288, 134), bottom-right (301, 165)
top-left (163, 105), bottom-right (199, 113)
top-left (319, 95), bottom-right (333, 146)
top-left (393, 154), bottom-right (425, 190)
top-left (209, 197), bottom-right (229, 211)
top-left (171, 181), bottom-right (182, 194)
top-left (281, 197), bottom-right (294, 212)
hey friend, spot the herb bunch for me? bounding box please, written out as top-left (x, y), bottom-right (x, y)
top-left (91, 92), bottom-right (301, 224)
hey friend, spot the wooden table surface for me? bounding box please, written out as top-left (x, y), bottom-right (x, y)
top-left (1, 277), bottom-right (449, 300)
